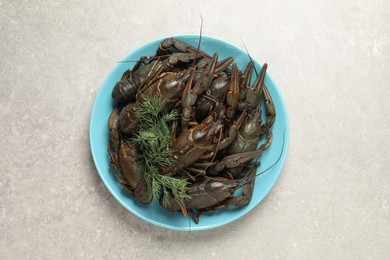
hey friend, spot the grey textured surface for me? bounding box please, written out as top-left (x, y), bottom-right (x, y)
top-left (1, 0), bottom-right (389, 259)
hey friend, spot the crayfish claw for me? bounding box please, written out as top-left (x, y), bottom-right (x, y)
top-left (244, 63), bottom-right (267, 110)
top-left (181, 68), bottom-right (197, 132)
top-left (225, 63), bottom-right (240, 120)
top-left (215, 56), bottom-right (234, 74)
top-left (261, 85), bottom-right (276, 134)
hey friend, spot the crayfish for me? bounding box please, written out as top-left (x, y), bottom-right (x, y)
top-left (107, 37), bottom-right (277, 224)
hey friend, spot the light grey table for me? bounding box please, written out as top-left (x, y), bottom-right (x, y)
top-left (1, 1), bottom-right (389, 259)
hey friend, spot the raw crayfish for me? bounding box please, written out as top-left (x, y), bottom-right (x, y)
top-left (107, 37), bottom-right (277, 223)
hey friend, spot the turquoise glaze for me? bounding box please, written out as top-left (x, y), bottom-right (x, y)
top-left (89, 35), bottom-right (289, 231)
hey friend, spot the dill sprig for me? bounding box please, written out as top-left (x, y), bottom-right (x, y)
top-left (132, 94), bottom-right (189, 207)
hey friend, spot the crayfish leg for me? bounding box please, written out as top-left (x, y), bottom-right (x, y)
top-left (226, 164), bottom-right (257, 207)
top-left (157, 37), bottom-right (211, 59)
top-left (180, 204), bottom-right (189, 218)
top-left (131, 56), bottom-right (154, 73)
top-left (189, 209), bottom-right (201, 224)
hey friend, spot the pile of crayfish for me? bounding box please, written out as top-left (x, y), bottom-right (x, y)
top-left (108, 38), bottom-right (275, 223)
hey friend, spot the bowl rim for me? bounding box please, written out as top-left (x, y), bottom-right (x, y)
top-left (89, 34), bottom-right (290, 231)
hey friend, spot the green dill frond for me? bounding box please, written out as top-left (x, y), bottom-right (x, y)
top-left (159, 175), bottom-right (188, 190)
top-left (171, 187), bottom-right (191, 208)
top-left (159, 175), bottom-right (190, 206)
top-left (133, 130), bottom-right (158, 144)
top-left (162, 109), bottom-right (179, 122)
top-left (131, 94), bottom-right (189, 204)
top-left (162, 190), bottom-right (173, 208)
top-left (151, 177), bottom-right (162, 200)
top-left (135, 94), bottom-right (165, 120)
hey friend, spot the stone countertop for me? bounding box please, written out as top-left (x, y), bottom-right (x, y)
top-left (1, 1), bottom-right (389, 259)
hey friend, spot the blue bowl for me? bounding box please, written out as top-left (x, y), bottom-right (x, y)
top-left (90, 35), bottom-right (289, 231)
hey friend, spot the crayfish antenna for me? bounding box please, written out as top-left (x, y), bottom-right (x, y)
top-left (240, 38), bottom-right (259, 76)
top-left (192, 14), bottom-right (204, 66)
